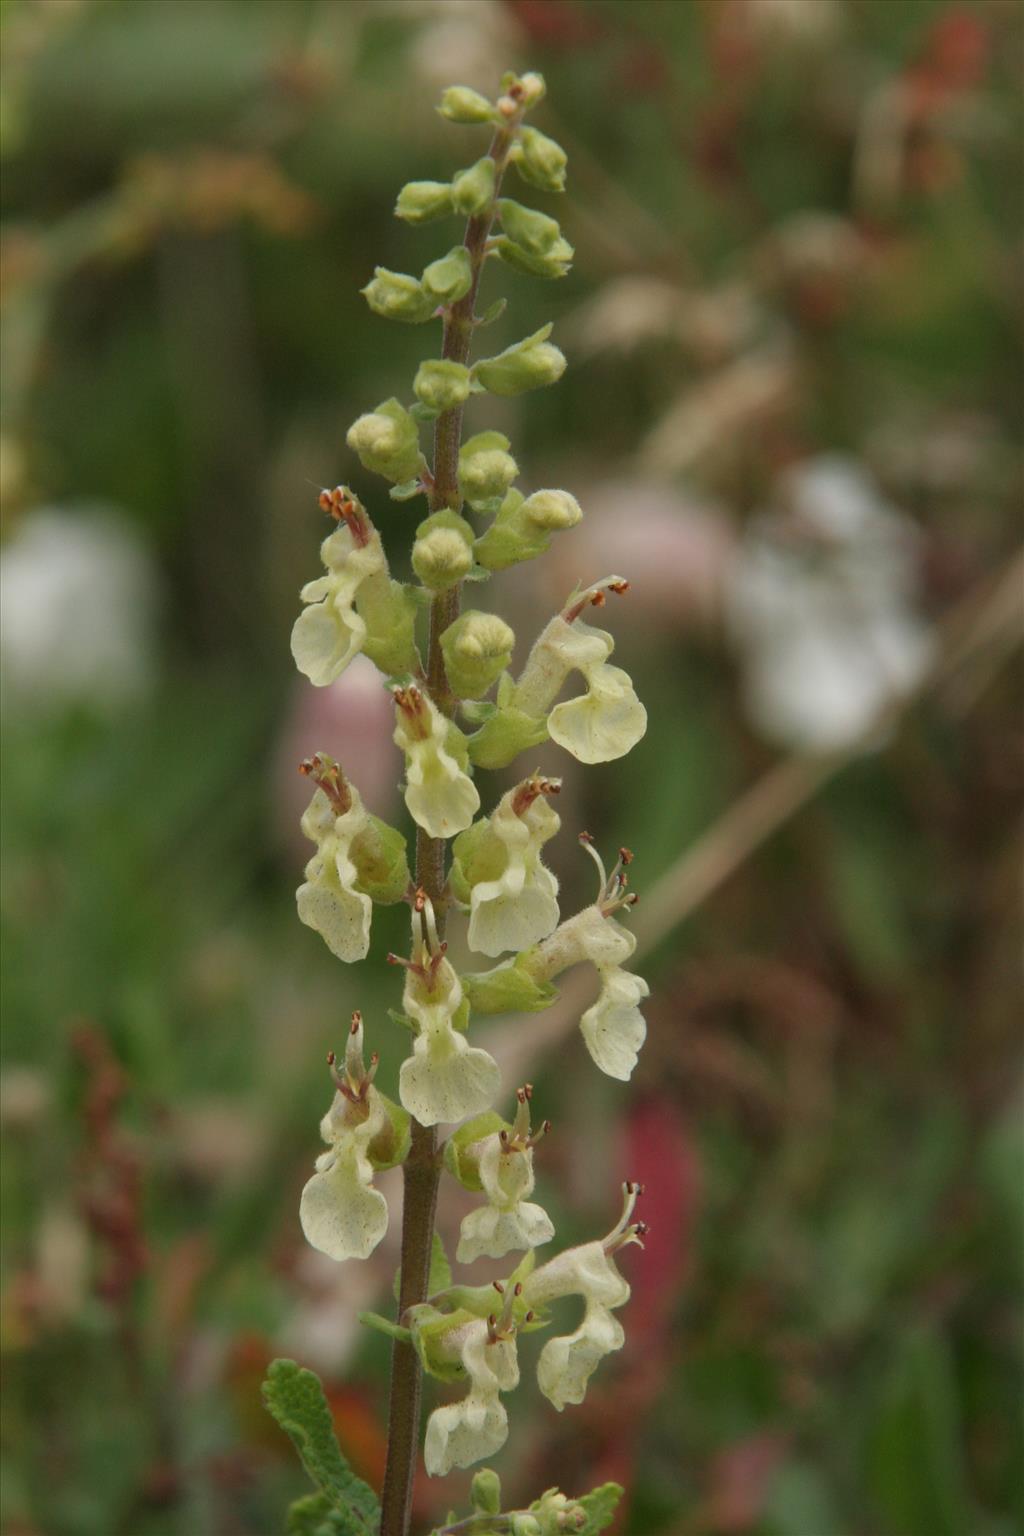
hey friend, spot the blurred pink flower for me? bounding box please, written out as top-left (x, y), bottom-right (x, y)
top-left (547, 480), bottom-right (735, 631)
top-left (274, 655), bottom-right (401, 861)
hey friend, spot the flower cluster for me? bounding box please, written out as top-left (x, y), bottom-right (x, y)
top-left (285, 67), bottom-right (652, 1511)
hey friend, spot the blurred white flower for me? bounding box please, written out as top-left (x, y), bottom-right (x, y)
top-left (0, 507), bottom-right (158, 712)
top-left (728, 456), bottom-right (934, 751)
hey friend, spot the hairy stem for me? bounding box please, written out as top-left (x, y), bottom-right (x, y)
top-left (378, 116), bottom-right (519, 1536)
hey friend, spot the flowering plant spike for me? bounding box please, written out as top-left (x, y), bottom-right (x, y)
top-left (268, 70), bottom-right (645, 1536)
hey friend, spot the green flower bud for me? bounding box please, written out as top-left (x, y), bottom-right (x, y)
top-left (413, 358), bottom-right (472, 413)
top-left (467, 700), bottom-right (549, 769)
top-left (472, 323), bottom-right (567, 397)
top-left (531, 1490), bottom-right (587, 1536)
top-left (461, 956), bottom-right (559, 1015)
top-left (422, 246), bottom-right (473, 305)
top-left (452, 156), bottom-right (496, 216)
top-left (350, 815), bottom-right (410, 905)
top-left (497, 199), bottom-right (563, 255)
top-left (500, 70), bottom-right (546, 109)
top-left (511, 1517), bottom-right (542, 1536)
top-left (366, 1090), bottom-right (412, 1171)
top-left (438, 85), bottom-right (495, 124)
top-left (471, 1468), bottom-right (502, 1517)
top-left (441, 610), bottom-right (515, 698)
top-left (394, 179), bottom-right (454, 225)
top-left (493, 235), bottom-right (573, 281)
top-left (357, 570), bottom-right (420, 676)
top-left (443, 1112), bottom-right (508, 1192)
top-left (459, 430), bottom-right (518, 507)
top-left (411, 509), bottom-right (475, 590)
top-left (513, 126), bottom-right (568, 193)
top-left (346, 398), bottom-right (425, 484)
top-left (361, 266), bottom-right (435, 323)
top-left (474, 487), bottom-right (582, 571)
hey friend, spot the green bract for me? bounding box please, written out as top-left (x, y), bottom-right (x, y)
top-left (395, 179), bottom-right (454, 224)
top-left (473, 323), bottom-right (567, 397)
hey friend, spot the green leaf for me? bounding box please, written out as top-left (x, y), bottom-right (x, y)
top-left (262, 1359), bottom-right (379, 1532)
top-left (358, 1310), bottom-right (412, 1344)
top-left (577, 1482), bottom-right (624, 1535)
top-left (393, 1231), bottom-right (452, 1302)
top-left (286, 1491), bottom-right (355, 1536)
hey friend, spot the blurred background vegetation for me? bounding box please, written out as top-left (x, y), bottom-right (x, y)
top-left (1, 1), bottom-right (1021, 1533)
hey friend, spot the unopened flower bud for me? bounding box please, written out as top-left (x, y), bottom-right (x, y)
top-left (422, 246), bottom-right (473, 305)
top-left (441, 610), bottom-right (515, 698)
top-left (474, 487), bottom-right (582, 571)
top-left (516, 72), bottom-right (547, 108)
top-left (346, 398), bottom-right (425, 484)
top-left (511, 1517), bottom-right (542, 1536)
top-left (414, 358), bottom-right (473, 414)
top-left (361, 266), bottom-right (435, 323)
top-left (471, 1468), bottom-right (503, 1516)
top-left (497, 199), bottom-right (564, 256)
top-left (532, 1490), bottom-right (586, 1536)
top-left (473, 323), bottom-right (567, 397)
top-left (459, 430), bottom-right (518, 507)
top-left (438, 85), bottom-right (496, 124)
top-left (493, 235), bottom-right (574, 281)
top-left (394, 179), bottom-right (454, 225)
top-left (513, 126), bottom-right (568, 193)
top-left (412, 509), bottom-right (475, 590)
top-left (452, 156), bottom-right (496, 216)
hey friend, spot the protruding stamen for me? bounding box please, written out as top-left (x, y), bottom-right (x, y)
top-left (298, 752), bottom-right (351, 815)
top-left (578, 832), bottom-right (609, 900)
top-left (603, 1180), bottom-right (643, 1250)
top-left (561, 575), bottom-right (630, 626)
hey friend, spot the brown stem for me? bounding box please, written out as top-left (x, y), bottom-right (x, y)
top-left (378, 115), bottom-right (520, 1536)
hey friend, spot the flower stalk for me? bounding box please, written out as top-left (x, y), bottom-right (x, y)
top-left (279, 69), bottom-right (648, 1536)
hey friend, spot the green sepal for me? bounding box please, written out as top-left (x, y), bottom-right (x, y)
top-left (467, 699), bottom-right (549, 769)
top-left (471, 1469), bottom-right (502, 1517)
top-left (413, 358), bottom-right (473, 414)
top-left (347, 398), bottom-right (425, 484)
top-left (461, 956), bottom-right (560, 1016)
top-left (496, 200), bottom-right (564, 256)
top-left (450, 814), bottom-right (506, 904)
top-left (459, 430), bottom-right (519, 508)
top-left (422, 246), bottom-right (473, 306)
top-left (438, 85), bottom-right (496, 124)
top-left (262, 1360), bottom-right (379, 1532)
top-left (512, 126), bottom-right (568, 193)
top-left (367, 1091), bottom-right (411, 1172)
top-left (387, 1008), bottom-right (415, 1032)
top-left (452, 156), bottom-right (496, 216)
top-left (394, 180), bottom-right (454, 225)
top-left (440, 610), bottom-right (516, 699)
top-left (361, 267), bottom-right (435, 324)
top-left (443, 1111), bottom-right (508, 1191)
top-left (460, 698), bottom-right (498, 726)
top-left (407, 1303), bottom-right (477, 1382)
top-left (493, 235), bottom-right (573, 281)
top-left (358, 1311), bottom-right (412, 1345)
top-left (472, 323), bottom-right (566, 397)
top-left (356, 572), bottom-right (420, 676)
